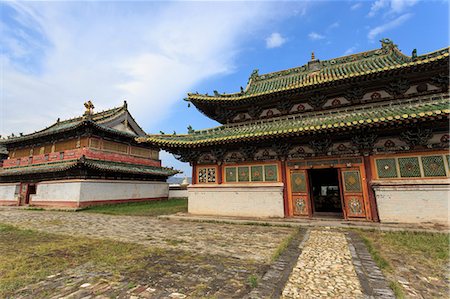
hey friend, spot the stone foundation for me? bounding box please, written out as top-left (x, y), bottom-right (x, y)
top-left (373, 179), bottom-right (450, 225)
top-left (188, 183), bottom-right (284, 218)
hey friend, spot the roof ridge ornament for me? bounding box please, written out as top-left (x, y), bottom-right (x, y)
top-left (83, 100), bottom-right (95, 119)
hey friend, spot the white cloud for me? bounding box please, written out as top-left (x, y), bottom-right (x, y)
top-left (328, 22), bottom-right (340, 30)
top-left (368, 0), bottom-right (419, 17)
top-left (343, 46), bottom-right (357, 55)
top-left (367, 13), bottom-right (412, 40)
top-left (308, 32), bottom-right (325, 40)
top-left (265, 32), bottom-right (287, 49)
top-left (351, 3), bottom-right (363, 10)
top-left (0, 2), bottom-right (281, 137)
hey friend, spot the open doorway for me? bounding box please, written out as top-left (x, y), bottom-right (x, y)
top-left (25, 184), bottom-right (36, 205)
top-left (309, 168), bottom-right (343, 218)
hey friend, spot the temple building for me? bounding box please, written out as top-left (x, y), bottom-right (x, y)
top-left (0, 101), bottom-right (178, 208)
top-left (143, 39), bottom-right (449, 224)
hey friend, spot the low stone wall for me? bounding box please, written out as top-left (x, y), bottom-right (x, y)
top-left (0, 183), bottom-right (18, 205)
top-left (188, 183), bottom-right (284, 218)
top-left (373, 179), bottom-right (450, 225)
top-left (30, 180), bottom-right (169, 208)
top-left (169, 189), bottom-right (188, 198)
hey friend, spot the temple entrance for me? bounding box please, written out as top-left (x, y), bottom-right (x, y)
top-left (309, 169), bottom-right (343, 218)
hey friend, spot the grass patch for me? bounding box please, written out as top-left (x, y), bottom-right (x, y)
top-left (270, 229), bottom-right (298, 262)
top-left (247, 274), bottom-right (258, 288)
top-left (389, 281), bottom-right (405, 299)
top-left (377, 230), bottom-right (449, 261)
top-left (81, 198), bottom-right (187, 216)
top-left (358, 230), bottom-right (449, 299)
top-left (359, 233), bottom-right (390, 270)
top-left (0, 223), bottom-right (157, 297)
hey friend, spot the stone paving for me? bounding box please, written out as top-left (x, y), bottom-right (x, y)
top-left (282, 229), bottom-right (364, 299)
top-left (0, 208), bottom-right (293, 261)
top-left (0, 208), bottom-right (398, 298)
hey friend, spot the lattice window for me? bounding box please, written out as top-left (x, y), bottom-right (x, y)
top-left (342, 171), bottom-right (362, 192)
top-left (398, 157), bottom-right (421, 177)
top-left (238, 166), bottom-right (250, 182)
top-left (224, 164), bottom-right (278, 183)
top-left (90, 138), bottom-right (101, 149)
top-left (251, 166), bottom-right (263, 182)
top-left (376, 158), bottom-right (398, 178)
top-left (264, 165), bottom-right (278, 182)
top-left (197, 167), bottom-right (216, 183)
top-left (225, 167), bottom-right (237, 182)
top-left (421, 156), bottom-right (447, 177)
top-left (103, 140), bottom-right (128, 154)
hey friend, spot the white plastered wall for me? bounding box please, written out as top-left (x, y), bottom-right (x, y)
top-left (0, 184), bottom-right (18, 201)
top-left (30, 180), bottom-right (169, 205)
top-left (78, 180), bottom-right (168, 202)
top-left (373, 179), bottom-right (450, 225)
top-left (188, 183), bottom-right (284, 218)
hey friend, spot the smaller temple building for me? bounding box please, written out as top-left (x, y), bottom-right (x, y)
top-left (0, 101), bottom-right (178, 208)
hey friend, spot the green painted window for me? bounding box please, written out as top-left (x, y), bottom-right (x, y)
top-left (238, 166), bottom-right (250, 182)
top-left (421, 156), bottom-right (446, 177)
top-left (251, 166), bottom-right (263, 182)
top-left (398, 157), bottom-right (421, 177)
top-left (264, 165), bottom-right (278, 182)
top-left (225, 167), bottom-right (237, 182)
top-left (376, 158), bottom-right (398, 178)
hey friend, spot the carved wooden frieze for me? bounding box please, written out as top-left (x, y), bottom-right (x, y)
top-left (309, 138), bottom-right (332, 154)
top-left (172, 149), bottom-right (201, 163)
top-left (309, 93), bottom-right (327, 109)
top-left (345, 86), bottom-right (365, 104)
top-left (431, 73), bottom-right (449, 89)
top-left (400, 127), bottom-right (433, 147)
top-left (387, 78), bottom-right (410, 96)
top-left (351, 133), bottom-right (377, 151)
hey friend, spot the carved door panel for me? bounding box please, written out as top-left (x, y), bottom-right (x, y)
top-left (290, 170), bottom-right (310, 216)
top-left (340, 169), bottom-right (366, 218)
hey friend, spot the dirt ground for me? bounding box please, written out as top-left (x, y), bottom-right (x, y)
top-left (0, 207), bottom-right (295, 298)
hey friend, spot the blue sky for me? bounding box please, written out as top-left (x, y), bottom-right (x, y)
top-left (0, 0), bottom-right (448, 176)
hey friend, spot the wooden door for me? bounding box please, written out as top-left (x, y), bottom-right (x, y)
top-left (289, 169), bottom-right (310, 216)
top-left (340, 168), bottom-right (366, 218)
top-left (18, 183), bottom-right (28, 206)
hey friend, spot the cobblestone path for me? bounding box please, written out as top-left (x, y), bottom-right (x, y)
top-left (0, 207), bottom-right (293, 261)
top-left (282, 229), bottom-right (364, 299)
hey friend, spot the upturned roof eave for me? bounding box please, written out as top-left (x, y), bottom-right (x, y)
top-left (187, 52), bottom-right (449, 104)
top-left (142, 105), bottom-right (450, 149)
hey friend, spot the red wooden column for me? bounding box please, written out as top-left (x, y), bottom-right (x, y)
top-left (217, 162), bottom-right (223, 184)
top-left (191, 162), bottom-right (197, 185)
top-left (280, 159), bottom-right (289, 217)
top-left (363, 155), bottom-right (380, 222)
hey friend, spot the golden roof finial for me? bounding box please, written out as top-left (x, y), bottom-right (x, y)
top-left (84, 100), bottom-right (95, 115)
top-left (311, 51), bottom-right (315, 61)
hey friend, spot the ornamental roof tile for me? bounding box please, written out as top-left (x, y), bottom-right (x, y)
top-left (187, 40), bottom-right (449, 103)
top-left (0, 157), bottom-right (179, 177)
top-left (1, 101), bottom-right (146, 145)
top-left (143, 94), bottom-right (450, 148)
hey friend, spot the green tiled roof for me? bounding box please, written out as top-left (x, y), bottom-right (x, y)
top-left (0, 157), bottom-right (179, 177)
top-left (0, 102), bottom-right (139, 144)
top-left (187, 40), bottom-right (449, 103)
top-left (143, 95), bottom-right (450, 148)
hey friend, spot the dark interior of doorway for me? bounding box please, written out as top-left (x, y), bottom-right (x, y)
top-left (309, 168), bottom-right (343, 217)
top-left (25, 184), bottom-right (36, 205)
